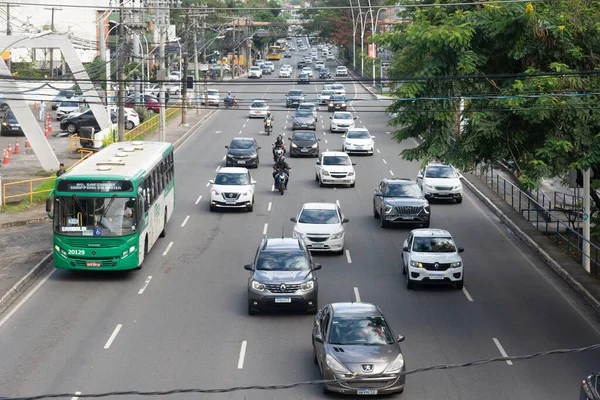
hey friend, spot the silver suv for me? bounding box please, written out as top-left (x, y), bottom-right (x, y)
top-left (245, 237), bottom-right (321, 315)
top-left (373, 178), bottom-right (430, 228)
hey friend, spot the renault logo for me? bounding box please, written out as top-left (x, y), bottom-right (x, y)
top-left (361, 364), bottom-right (374, 373)
top-left (280, 284), bottom-right (286, 292)
top-left (434, 262), bottom-right (440, 269)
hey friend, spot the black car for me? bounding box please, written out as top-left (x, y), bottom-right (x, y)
top-left (319, 68), bottom-right (331, 79)
top-left (59, 109), bottom-right (117, 135)
top-left (261, 64), bottom-right (272, 75)
top-left (245, 237), bottom-right (321, 315)
top-left (284, 51), bottom-right (292, 58)
top-left (297, 73), bottom-right (310, 84)
top-left (0, 110), bottom-right (24, 136)
top-left (297, 61), bottom-right (307, 69)
top-left (286, 89), bottom-right (305, 108)
top-left (225, 137), bottom-right (261, 168)
top-left (289, 130), bottom-right (320, 157)
top-left (373, 178), bottom-right (431, 228)
top-left (581, 372), bottom-right (600, 400)
top-left (292, 110), bottom-right (316, 131)
top-left (328, 95), bottom-right (347, 112)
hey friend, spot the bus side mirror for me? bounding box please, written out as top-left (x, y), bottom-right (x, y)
top-left (46, 191), bottom-right (54, 218)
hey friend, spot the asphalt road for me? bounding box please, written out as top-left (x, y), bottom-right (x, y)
top-left (0, 38), bottom-right (599, 400)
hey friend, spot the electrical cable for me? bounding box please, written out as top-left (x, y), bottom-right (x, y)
top-left (0, 343), bottom-right (598, 399)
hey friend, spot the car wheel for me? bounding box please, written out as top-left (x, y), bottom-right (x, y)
top-left (312, 346), bottom-right (318, 365)
top-left (402, 263), bottom-right (407, 275)
top-left (456, 195), bottom-right (463, 204)
top-left (380, 212), bottom-right (388, 228)
top-left (373, 203), bottom-right (379, 218)
top-left (406, 274), bottom-right (414, 290)
top-left (456, 279), bottom-right (464, 290)
top-left (329, 127), bottom-right (333, 133)
top-left (66, 123), bottom-right (77, 134)
top-left (247, 199), bottom-right (254, 212)
top-left (323, 385), bottom-right (332, 394)
top-left (126, 121), bottom-right (134, 130)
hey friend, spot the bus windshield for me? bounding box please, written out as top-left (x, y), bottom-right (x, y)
top-left (54, 196), bottom-right (137, 237)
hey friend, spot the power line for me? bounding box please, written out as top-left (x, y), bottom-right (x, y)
top-left (0, 343), bottom-right (598, 400)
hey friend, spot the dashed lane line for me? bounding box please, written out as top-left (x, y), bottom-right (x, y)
top-left (382, 159), bottom-right (387, 164)
top-left (138, 276), bottom-right (153, 295)
top-left (237, 340), bottom-right (248, 369)
top-left (493, 338), bottom-right (513, 366)
top-left (181, 216), bottom-right (190, 227)
top-left (103, 324), bottom-right (123, 349)
top-left (263, 223), bottom-right (268, 235)
top-left (462, 287), bottom-right (474, 302)
top-left (195, 195), bottom-right (203, 205)
top-left (389, 170), bottom-right (394, 176)
top-left (206, 181), bottom-right (210, 187)
top-left (268, 202), bottom-right (272, 212)
top-left (345, 249), bottom-right (352, 264)
top-left (353, 287), bottom-right (361, 302)
top-left (162, 242), bottom-right (174, 256)
top-left (71, 392), bottom-right (82, 400)
top-left (215, 166), bottom-right (221, 173)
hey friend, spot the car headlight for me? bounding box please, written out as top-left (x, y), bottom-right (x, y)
top-left (251, 280), bottom-right (265, 291)
top-left (321, 170), bottom-right (330, 176)
top-left (453, 185), bottom-right (462, 190)
top-left (425, 183), bottom-right (434, 189)
top-left (311, 143), bottom-right (318, 148)
top-left (422, 205), bottom-right (430, 214)
top-left (250, 154), bottom-right (258, 158)
top-left (227, 154), bottom-right (234, 158)
top-left (291, 142), bottom-right (298, 148)
top-left (329, 102), bottom-right (333, 106)
top-left (301, 280), bottom-right (315, 291)
top-left (348, 171), bottom-right (355, 177)
top-left (130, 246), bottom-right (136, 254)
top-left (241, 191), bottom-right (250, 196)
top-left (384, 354), bottom-right (405, 374)
top-left (330, 231), bottom-right (344, 240)
top-left (326, 354), bottom-right (350, 374)
top-left (211, 189), bottom-right (220, 196)
top-left (410, 260), bottom-right (423, 268)
top-left (342, 103), bottom-right (346, 107)
top-left (293, 230), bottom-right (305, 239)
top-left (384, 205), bottom-right (393, 214)
top-left (450, 261), bottom-right (462, 268)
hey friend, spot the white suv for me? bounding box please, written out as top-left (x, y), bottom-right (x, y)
top-left (417, 163), bottom-right (463, 203)
top-left (402, 229), bottom-right (464, 290)
top-left (291, 202), bottom-right (349, 254)
top-left (330, 111), bottom-right (356, 133)
top-left (209, 167), bottom-right (256, 212)
top-left (249, 66), bottom-right (262, 78)
top-left (336, 66), bottom-right (348, 76)
top-left (315, 151), bottom-right (356, 187)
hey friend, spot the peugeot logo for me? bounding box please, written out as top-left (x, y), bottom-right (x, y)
top-left (434, 262), bottom-right (440, 270)
top-left (361, 364), bottom-right (374, 373)
top-left (280, 283), bottom-right (286, 292)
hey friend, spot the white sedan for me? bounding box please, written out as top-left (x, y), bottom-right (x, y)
top-left (291, 202), bottom-right (349, 254)
top-left (302, 67), bottom-right (313, 77)
top-left (279, 68), bottom-right (291, 78)
top-left (315, 151), bottom-right (356, 188)
top-left (249, 100), bottom-right (269, 118)
top-left (342, 128), bottom-right (375, 155)
top-left (209, 167), bottom-right (256, 212)
top-left (329, 111), bottom-right (356, 133)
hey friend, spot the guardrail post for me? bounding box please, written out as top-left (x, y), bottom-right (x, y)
top-left (567, 229), bottom-right (571, 256)
top-left (29, 180), bottom-right (33, 203)
top-left (556, 220), bottom-right (560, 244)
top-left (511, 185), bottom-right (514, 208)
top-left (503, 179), bottom-right (506, 201)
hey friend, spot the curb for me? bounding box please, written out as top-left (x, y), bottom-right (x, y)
top-left (0, 215), bottom-right (50, 229)
top-left (462, 174), bottom-right (600, 318)
top-left (0, 252), bottom-right (53, 312)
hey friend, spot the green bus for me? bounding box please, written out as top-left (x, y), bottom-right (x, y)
top-left (46, 141), bottom-right (175, 271)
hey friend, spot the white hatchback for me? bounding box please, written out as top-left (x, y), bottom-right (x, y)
top-left (291, 202), bottom-right (349, 254)
top-left (302, 67), bottom-right (314, 77)
top-left (209, 167), bottom-right (256, 212)
top-left (249, 66), bottom-right (262, 78)
top-left (329, 111), bottom-right (356, 133)
top-left (417, 163), bottom-right (463, 203)
top-left (342, 128), bottom-right (375, 155)
top-left (315, 151), bottom-right (356, 187)
top-left (249, 100), bottom-right (269, 118)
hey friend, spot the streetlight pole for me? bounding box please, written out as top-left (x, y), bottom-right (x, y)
top-left (349, 0), bottom-right (357, 69)
top-left (117, 0), bottom-right (125, 142)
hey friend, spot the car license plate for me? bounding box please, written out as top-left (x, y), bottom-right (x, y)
top-left (238, 161), bottom-right (246, 164)
top-left (301, 148), bottom-right (309, 152)
top-left (225, 200), bottom-right (236, 204)
top-left (357, 389), bottom-right (378, 395)
top-left (401, 215), bottom-right (413, 220)
top-left (86, 262), bottom-right (101, 267)
top-left (311, 244), bottom-right (325, 249)
top-left (275, 297), bottom-right (291, 303)
top-left (429, 274), bottom-right (444, 280)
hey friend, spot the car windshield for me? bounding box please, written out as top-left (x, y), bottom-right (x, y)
top-left (293, 131), bottom-right (317, 141)
top-left (337, 67), bottom-right (346, 70)
top-left (60, 101), bottom-right (79, 108)
top-left (321, 91), bottom-right (334, 96)
top-left (54, 196), bottom-right (137, 237)
top-left (385, 183), bottom-right (421, 198)
top-left (329, 316), bottom-right (395, 346)
top-left (256, 252), bottom-right (310, 271)
top-left (323, 155), bottom-right (351, 166)
top-left (298, 208), bottom-right (339, 224)
top-left (296, 111), bottom-right (312, 118)
top-left (251, 101), bottom-right (266, 108)
top-left (334, 113), bottom-right (352, 120)
top-left (425, 166), bottom-right (458, 178)
top-left (299, 104), bottom-right (314, 110)
top-left (347, 130), bottom-right (370, 139)
top-left (250, 66), bottom-right (260, 71)
top-left (214, 173), bottom-right (249, 185)
top-left (412, 237), bottom-right (457, 253)
top-left (289, 90), bottom-right (303, 96)
top-left (207, 90), bottom-right (218, 96)
top-left (230, 140), bottom-right (255, 150)
top-left (332, 85), bottom-right (344, 90)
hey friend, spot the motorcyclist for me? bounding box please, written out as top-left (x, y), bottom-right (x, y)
top-left (272, 134), bottom-right (285, 157)
top-left (264, 111), bottom-right (274, 131)
top-left (273, 156), bottom-right (290, 189)
top-left (224, 91), bottom-right (233, 105)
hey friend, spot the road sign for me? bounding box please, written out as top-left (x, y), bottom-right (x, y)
top-left (200, 64), bottom-right (209, 71)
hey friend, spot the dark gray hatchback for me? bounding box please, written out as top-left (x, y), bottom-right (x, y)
top-left (225, 137), bottom-right (261, 168)
top-left (245, 237), bottom-right (321, 315)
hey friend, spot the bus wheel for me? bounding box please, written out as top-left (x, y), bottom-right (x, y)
top-left (159, 211), bottom-right (167, 238)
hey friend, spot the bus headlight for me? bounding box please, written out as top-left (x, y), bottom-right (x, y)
top-left (122, 250), bottom-right (129, 258)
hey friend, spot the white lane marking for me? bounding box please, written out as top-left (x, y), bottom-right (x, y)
top-left (268, 202), bottom-right (272, 212)
top-left (162, 242), bottom-right (174, 256)
top-left (462, 287), bottom-right (474, 302)
top-left (492, 338), bottom-right (513, 365)
top-left (206, 181), bottom-right (210, 187)
top-left (71, 392), bottom-right (82, 400)
top-left (263, 223), bottom-right (268, 235)
top-left (323, 132), bottom-right (327, 136)
top-left (359, 120), bottom-right (363, 124)
top-left (345, 249), bottom-right (352, 264)
top-left (325, 139), bottom-right (328, 144)
top-left (104, 324), bottom-right (123, 349)
top-left (239, 130), bottom-right (242, 135)
top-left (271, 184), bottom-right (275, 192)
top-left (222, 155), bottom-right (226, 161)
top-left (411, 138), bottom-right (420, 146)
top-left (326, 148), bottom-right (329, 151)
top-left (246, 118), bottom-right (249, 122)
top-left (215, 165), bottom-right (221, 172)
top-left (0, 268), bottom-right (55, 328)
top-left (376, 149), bottom-right (380, 154)
top-left (386, 131), bottom-right (391, 135)
top-left (138, 276), bottom-right (153, 295)
top-left (195, 195), bottom-right (203, 205)
top-left (237, 340), bottom-right (248, 369)
top-left (336, 200), bottom-right (340, 206)
top-left (353, 287), bottom-right (361, 302)
top-left (284, 125), bottom-right (287, 129)
top-left (243, 124), bottom-right (247, 128)
top-left (181, 216), bottom-right (190, 227)
top-left (382, 159), bottom-right (387, 164)
top-left (389, 170), bottom-right (394, 176)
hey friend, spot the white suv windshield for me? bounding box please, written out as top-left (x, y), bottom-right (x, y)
top-left (334, 113), bottom-right (352, 120)
top-left (299, 209), bottom-right (339, 224)
top-left (426, 166), bottom-right (458, 178)
top-left (412, 237), bottom-right (456, 252)
top-left (214, 173), bottom-right (249, 185)
top-left (251, 101), bottom-right (266, 108)
top-left (347, 130), bottom-right (369, 139)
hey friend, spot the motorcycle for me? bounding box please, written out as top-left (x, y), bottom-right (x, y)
top-left (224, 97), bottom-right (239, 109)
top-left (264, 119), bottom-right (273, 135)
top-left (274, 168), bottom-right (289, 195)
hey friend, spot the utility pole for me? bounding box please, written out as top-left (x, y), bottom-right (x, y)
top-left (117, 0), bottom-right (126, 142)
top-left (6, 4), bottom-right (11, 35)
top-left (193, 27), bottom-right (199, 115)
top-left (180, 13), bottom-right (190, 127)
top-left (44, 7), bottom-right (62, 77)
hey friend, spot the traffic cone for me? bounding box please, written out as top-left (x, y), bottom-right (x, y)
top-left (44, 122), bottom-right (49, 137)
top-left (14, 139), bottom-right (19, 154)
top-left (7, 142), bottom-right (12, 157)
top-left (24, 138), bottom-right (32, 154)
top-left (2, 149), bottom-right (9, 165)
top-left (46, 113), bottom-right (53, 133)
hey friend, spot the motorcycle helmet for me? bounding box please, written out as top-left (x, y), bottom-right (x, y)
top-left (267, 111), bottom-right (271, 117)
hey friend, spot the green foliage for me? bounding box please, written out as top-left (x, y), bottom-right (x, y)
top-left (133, 106), bottom-right (149, 123)
top-left (11, 61), bottom-right (44, 78)
top-left (85, 57), bottom-right (107, 89)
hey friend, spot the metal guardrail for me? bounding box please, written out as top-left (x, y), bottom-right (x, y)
top-left (554, 191), bottom-right (584, 211)
top-left (474, 165), bottom-right (599, 278)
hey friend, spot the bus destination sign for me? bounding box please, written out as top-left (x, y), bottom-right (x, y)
top-left (58, 180), bottom-right (134, 192)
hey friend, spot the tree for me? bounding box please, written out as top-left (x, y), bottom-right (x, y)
top-left (377, 0), bottom-right (600, 209)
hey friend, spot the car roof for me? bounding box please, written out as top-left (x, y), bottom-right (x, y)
top-left (217, 167), bottom-right (249, 174)
top-left (262, 237), bottom-right (305, 252)
top-left (299, 102), bottom-right (315, 106)
top-left (347, 128), bottom-right (368, 132)
top-left (384, 178), bottom-right (417, 185)
top-left (411, 228), bottom-right (452, 238)
top-left (332, 111), bottom-right (352, 116)
top-left (330, 302), bottom-right (381, 318)
top-left (426, 162), bottom-right (453, 168)
top-left (322, 151), bottom-right (349, 157)
top-left (301, 202), bottom-right (337, 210)
top-left (231, 137), bottom-right (255, 142)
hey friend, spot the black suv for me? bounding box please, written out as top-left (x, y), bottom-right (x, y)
top-left (245, 237), bottom-right (321, 315)
top-left (373, 178), bottom-right (431, 228)
top-left (0, 110), bottom-right (24, 136)
top-left (286, 89), bottom-right (305, 108)
top-left (581, 372), bottom-right (600, 400)
top-left (225, 137), bottom-right (261, 168)
top-left (319, 68), bottom-right (331, 79)
top-left (328, 95), bottom-right (347, 111)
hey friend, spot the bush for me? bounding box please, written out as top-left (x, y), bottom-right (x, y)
top-left (133, 106), bottom-right (149, 123)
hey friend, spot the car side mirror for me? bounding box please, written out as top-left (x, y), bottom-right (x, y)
top-left (397, 334), bottom-right (405, 343)
top-left (225, 145), bottom-right (229, 149)
top-left (417, 173), bottom-right (423, 179)
top-left (314, 335), bottom-right (324, 343)
top-left (342, 218), bottom-right (349, 224)
top-left (251, 180), bottom-right (257, 184)
top-left (317, 138), bottom-right (321, 141)
top-left (402, 246), bottom-right (409, 252)
top-left (244, 264), bottom-right (253, 271)
top-left (290, 217), bottom-right (297, 222)
top-left (288, 137), bottom-right (292, 140)
top-left (316, 161), bottom-right (321, 165)
top-left (352, 162), bottom-right (356, 166)
top-left (208, 179), bottom-right (215, 184)
top-left (329, 116), bottom-right (332, 119)
top-left (45, 197), bottom-right (52, 214)
top-left (313, 263), bottom-right (322, 270)
top-left (257, 147), bottom-right (262, 149)
top-left (374, 191), bottom-right (382, 197)
top-left (341, 135), bottom-right (346, 138)
top-left (354, 117), bottom-right (357, 120)
top-left (458, 247), bottom-right (464, 253)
